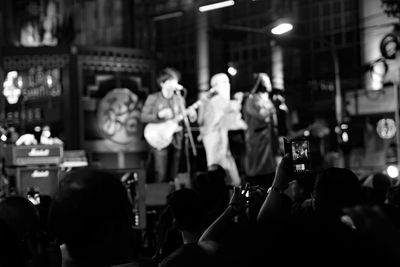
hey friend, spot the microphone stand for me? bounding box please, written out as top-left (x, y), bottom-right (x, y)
top-left (175, 89), bottom-right (197, 176)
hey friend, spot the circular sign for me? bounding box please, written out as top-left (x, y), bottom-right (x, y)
top-left (376, 118), bottom-right (396, 139)
top-left (97, 88), bottom-right (141, 144)
top-left (380, 33), bottom-right (399, 60)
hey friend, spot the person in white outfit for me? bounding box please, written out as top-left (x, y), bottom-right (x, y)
top-left (197, 73), bottom-right (246, 186)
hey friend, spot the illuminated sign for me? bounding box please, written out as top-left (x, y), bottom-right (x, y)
top-left (28, 148), bottom-right (50, 157)
top-left (31, 170), bottom-right (50, 178)
top-left (3, 71), bottom-right (21, 104)
top-left (21, 67), bottom-right (62, 99)
top-left (3, 67), bottom-right (62, 104)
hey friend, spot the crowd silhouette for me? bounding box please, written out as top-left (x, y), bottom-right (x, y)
top-left (1, 69), bottom-right (400, 266)
top-left (0, 154), bottom-right (398, 266)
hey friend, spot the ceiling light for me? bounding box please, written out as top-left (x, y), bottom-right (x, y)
top-left (199, 1), bottom-right (235, 12)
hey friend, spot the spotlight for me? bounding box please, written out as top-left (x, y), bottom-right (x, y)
top-left (227, 66), bottom-right (237, 76)
top-left (199, 1), bottom-right (235, 12)
top-left (368, 58), bottom-right (388, 91)
top-left (270, 19), bottom-right (293, 35)
top-left (387, 165), bottom-right (399, 178)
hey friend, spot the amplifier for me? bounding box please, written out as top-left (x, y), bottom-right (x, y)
top-left (6, 166), bottom-right (60, 197)
top-left (3, 144), bottom-right (63, 166)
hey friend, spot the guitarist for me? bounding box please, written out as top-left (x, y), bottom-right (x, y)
top-left (141, 67), bottom-right (196, 183)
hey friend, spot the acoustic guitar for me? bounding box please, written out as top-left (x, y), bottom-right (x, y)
top-left (144, 89), bottom-right (217, 150)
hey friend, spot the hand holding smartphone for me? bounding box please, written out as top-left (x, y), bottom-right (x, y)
top-left (284, 137), bottom-right (311, 176)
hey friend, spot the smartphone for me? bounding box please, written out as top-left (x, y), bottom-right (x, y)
top-left (284, 138), bottom-right (311, 175)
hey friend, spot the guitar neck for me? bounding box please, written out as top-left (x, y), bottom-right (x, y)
top-left (174, 90), bottom-right (216, 122)
top-left (175, 100), bottom-right (203, 122)
top-left (188, 99), bottom-right (203, 111)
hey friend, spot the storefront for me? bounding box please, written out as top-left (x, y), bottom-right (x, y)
top-left (0, 45), bottom-right (155, 201)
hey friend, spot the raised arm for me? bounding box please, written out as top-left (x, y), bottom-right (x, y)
top-left (198, 186), bottom-right (247, 255)
top-left (257, 154), bottom-right (294, 225)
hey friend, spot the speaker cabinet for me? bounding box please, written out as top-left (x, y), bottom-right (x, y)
top-left (6, 166), bottom-right (60, 197)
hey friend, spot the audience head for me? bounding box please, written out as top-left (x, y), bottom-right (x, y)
top-left (193, 165), bottom-right (229, 205)
top-left (0, 196), bottom-right (42, 267)
top-left (49, 168), bottom-right (134, 266)
top-left (192, 166), bottom-right (230, 225)
top-left (167, 188), bottom-right (205, 234)
top-left (290, 172), bottom-right (316, 203)
top-left (387, 184), bottom-right (400, 207)
top-left (207, 164), bottom-right (227, 183)
top-left (371, 173), bottom-right (392, 204)
top-left (0, 196), bottom-right (40, 240)
top-left (312, 167), bottom-right (361, 214)
top-left (0, 218), bottom-right (26, 267)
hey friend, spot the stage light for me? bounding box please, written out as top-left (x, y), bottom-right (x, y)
top-left (368, 58), bottom-right (388, 91)
top-left (227, 66), bottom-right (237, 76)
top-left (341, 131), bottom-right (349, 143)
top-left (199, 1), bottom-right (235, 12)
top-left (387, 165), bottom-right (399, 178)
top-left (271, 21), bottom-right (293, 35)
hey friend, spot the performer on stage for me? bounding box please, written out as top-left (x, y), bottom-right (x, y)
top-left (141, 67), bottom-right (196, 183)
top-left (243, 73), bottom-right (281, 178)
top-left (197, 73), bottom-right (246, 186)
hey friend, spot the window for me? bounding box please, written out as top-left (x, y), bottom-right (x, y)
top-left (334, 33), bottom-right (342, 46)
top-left (312, 5), bottom-right (319, 17)
top-left (323, 19), bottom-right (330, 31)
top-left (312, 21), bottom-right (320, 32)
top-left (333, 1), bottom-right (341, 13)
top-left (333, 16), bottom-right (341, 29)
top-left (323, 3), bottom-right (330, 16)
top-left (252, 48), bottom-right (258, 59)
top-left (243, 49), bottom-right (249, 60)
top-left (345, 14), bottom-right (355, 27)
top-left (344, 0), bottom-right (355, 11)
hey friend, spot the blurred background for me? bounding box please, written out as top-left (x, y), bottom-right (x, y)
top-left (0, 0), bottom-right (400, 182)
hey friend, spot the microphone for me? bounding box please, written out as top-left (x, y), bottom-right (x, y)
top-left (175, 84), bottom-right (185, 90)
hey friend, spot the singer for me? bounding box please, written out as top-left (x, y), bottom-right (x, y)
top-left (141, 67), bottom-right (196, 183)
